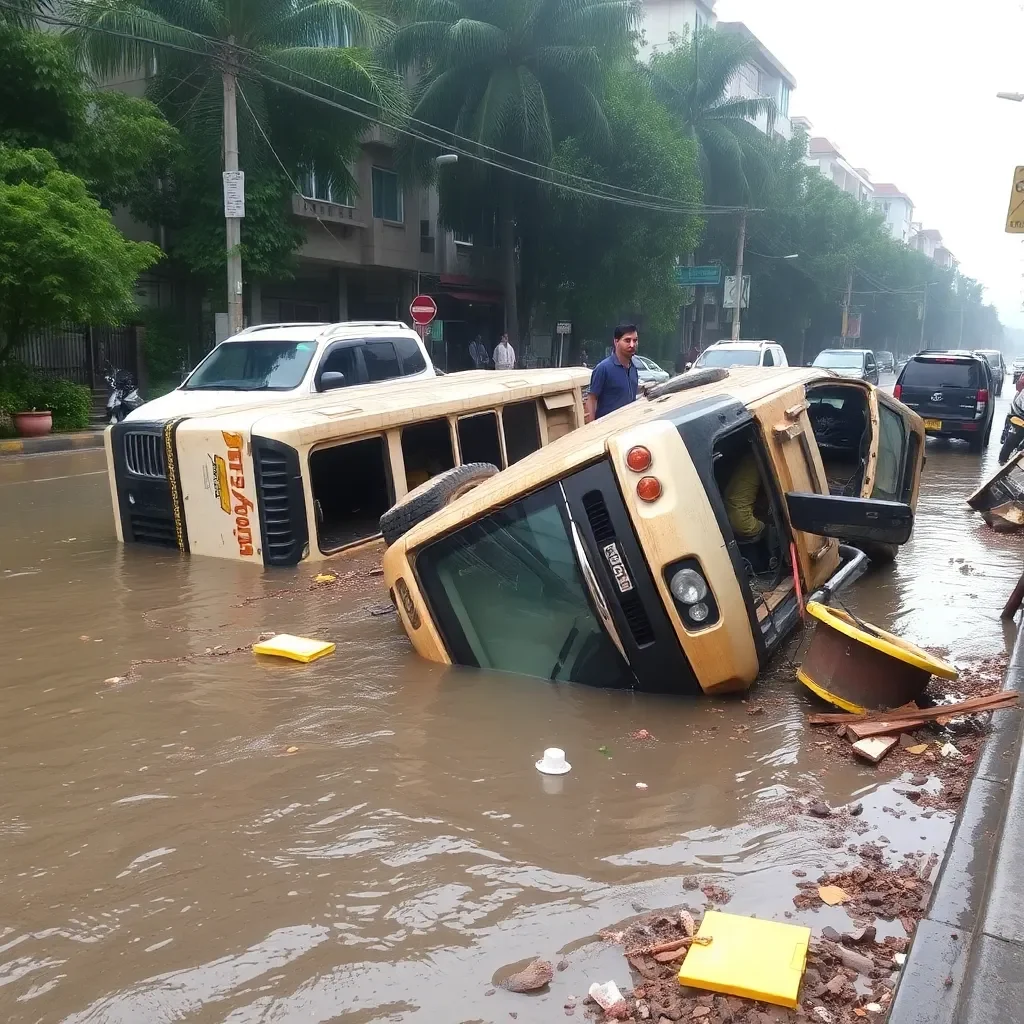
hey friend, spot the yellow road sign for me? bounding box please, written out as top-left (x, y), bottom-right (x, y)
top-left (1006, 166), bottom-right (1024, 232)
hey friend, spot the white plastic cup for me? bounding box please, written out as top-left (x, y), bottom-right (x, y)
top-left (535, 747), bottom-right (571, 775)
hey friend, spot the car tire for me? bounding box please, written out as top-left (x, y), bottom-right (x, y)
top-left (862, 541), bottom-right (898, 564)
top-left (968, 433), bottom-right (985, 454)
top-left (646, 366), bottom-right (729, 399)
top-left (379, 462), bottom-right (499, 547)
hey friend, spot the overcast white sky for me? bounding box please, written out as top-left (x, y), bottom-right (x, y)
top-left (714, 0), bottom-right (1024, 329)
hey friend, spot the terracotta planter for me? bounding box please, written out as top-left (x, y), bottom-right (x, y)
top-left (13, 410), bottom-right (53, 438)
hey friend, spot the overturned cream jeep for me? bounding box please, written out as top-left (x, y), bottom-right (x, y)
top-left (381, 367), bottom-right (925, 695)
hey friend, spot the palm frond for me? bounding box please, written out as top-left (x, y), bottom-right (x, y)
top-left (275, 0), bottom-right (390, 49)
top-left (447, 17), bottom-right (507, 65)
top-left (65, 0), bottom-right (215, 77)
top-left (385, 20), bottom-right (451, 70)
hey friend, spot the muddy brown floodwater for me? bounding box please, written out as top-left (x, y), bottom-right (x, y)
top-left (2, 383), bottom-right (1023, 1023)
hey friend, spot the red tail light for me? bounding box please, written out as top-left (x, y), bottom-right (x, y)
top-left (978, 389), bottom-right (989, 403)
top-left (893, 384), bottom-right (902, 400)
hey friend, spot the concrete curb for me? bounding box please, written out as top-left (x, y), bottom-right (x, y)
top-left (0, 430), bottom-right (105, 457)
top-left (887, 625), bottom-right (1024, 1024)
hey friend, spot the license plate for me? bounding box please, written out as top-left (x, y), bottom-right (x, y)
top-left (923, 418), bottom-right (942, 430)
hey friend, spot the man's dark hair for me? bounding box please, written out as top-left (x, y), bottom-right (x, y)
top-left (614, 324), bottom-right (638, 341)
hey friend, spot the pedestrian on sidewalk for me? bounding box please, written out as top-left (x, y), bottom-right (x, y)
top-left (469, 335), bottom-right (489, 369)
top-left (493, 333), bottom-right (516, 370)
top-left (584, 324), bottom-right (639, 422)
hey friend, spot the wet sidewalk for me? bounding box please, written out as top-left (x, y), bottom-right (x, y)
top-left (888, 619), bottom-right (1024, 1024)
top-left (0, 428), bottom-right (104, 456)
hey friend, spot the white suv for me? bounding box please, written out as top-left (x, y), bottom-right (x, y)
top-left (130, 321), bottom-right (436, 421)
top-left (691, 340), bottom-right (789, 370)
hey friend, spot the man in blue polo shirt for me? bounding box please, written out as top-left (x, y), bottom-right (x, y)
top-left (584, 324), bottom-right (640, 421)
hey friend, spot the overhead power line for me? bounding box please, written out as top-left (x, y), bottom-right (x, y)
top-left (11, 2), bottom-right (756, 216)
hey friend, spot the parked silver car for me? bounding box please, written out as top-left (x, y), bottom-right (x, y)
top-left (633, 355), bottom-right (670, 386)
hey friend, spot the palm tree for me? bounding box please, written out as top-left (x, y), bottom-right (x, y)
top-left (388, 0), bottom-right (642, 346)
top-left (648, 26), bottom-right (775, 206)
top-left (65, 0), bottom-right (400, 331)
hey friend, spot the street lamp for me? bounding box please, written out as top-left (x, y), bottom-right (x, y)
top-left (748, 250), bottom-right (799, 260)
top-left (434, 153), bottom-right (459, 166)
top-left (997, 91), bottom-right (1024, 102)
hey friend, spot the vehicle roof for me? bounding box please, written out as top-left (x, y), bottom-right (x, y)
top-left (817, 348), bottom-right (870, 355)
top-left (909, 351), bottom-right (983, 362)
top-left (704, 340), bottom-right (776, 349)
top-left (225, 320), bottom-right (420, 344)
top-left (399, 367), bottom-right (854, 549)
top-left (176, 368), bottom-right (592, 438)
top-left (975, 349), bottom-right (1002, 356)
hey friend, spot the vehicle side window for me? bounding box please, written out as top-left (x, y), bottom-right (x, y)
top-left (394, 335), bottom-right (427, 375)
top-left (316, 343), bottom-right (360, 389)
top-left (874, 403), bottom-right (906, 502)
top-left (774, 346), bottom-right (787, 366)
top-left (762, 348), bottom-right (775, 367)
top-left (364, 341), bottom-right (401, 382)
top-left (866, 354), bottom-right (875, 370)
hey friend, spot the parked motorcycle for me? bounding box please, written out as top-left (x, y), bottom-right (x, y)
top-left (105, 366), bottom-right (144, 423)
top-left (999, 386), bottom-right (1024, 464)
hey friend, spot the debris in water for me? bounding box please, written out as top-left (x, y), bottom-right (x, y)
top-left (941, 741), bottom-right (962, 758)
top-left (817, 885), bottom-right (851, 906)
top-left (285, 746), bottom-right (299, 754)
top-left (636, 782), bottom-right (648, 789)
top-left (631, 729), bottom-right (654, 741)
top-left (907, 743), bottom-right (929, 754)
top-left (103, 676), bottom-right (124, 686)
top-left (598, 744), bottom-right (612, 757)
top-left (807, 800), bottom-right (833, 818)
top-left (499, 958), bottom-right (554, 993)
top-left (588, 980), bottom-right (625, 1010)
top-left (314, 573), bottom-right (336, 583)
top-left (536, 748), bottom-right (571, 775)
top-left (252, 634), bottom-right (336, 664)
top-left (852, 736), bottom-right (898, 763)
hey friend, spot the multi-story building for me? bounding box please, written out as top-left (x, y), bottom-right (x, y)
top-left (801, 134), bottom-right (874, 204)
top-left (640, 0), bottom-right (717, 57)
top-left (715, 21), bottom-right (795, 140)
top-left (871, 184), bottom-right (915, 244)
top-left (639, 2), bottom-right (794, 140)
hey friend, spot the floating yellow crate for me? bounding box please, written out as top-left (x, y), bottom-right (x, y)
top-left (678, 910), bottom-right (810, 1009)
top-left (252, 634), bottom-right (336, 664)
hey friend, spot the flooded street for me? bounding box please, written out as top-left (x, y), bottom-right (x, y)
top-left (2, 382), bottom-right (1023, 1024)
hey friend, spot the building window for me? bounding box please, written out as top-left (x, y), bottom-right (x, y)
top-left (298, 168), bottom-right (352, 207)
top-left (372, 167), bottom-right (403, 222)
top-left (779, 82), bottom-right (790, 117)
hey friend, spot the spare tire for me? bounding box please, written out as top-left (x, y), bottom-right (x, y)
top-left (645, 366), bottom-right (729, 400)
top-left (379, 462), bottom-right (499, 547)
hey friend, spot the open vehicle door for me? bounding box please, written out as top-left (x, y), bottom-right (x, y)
top-left (866, 389), bottom-right (925, 507)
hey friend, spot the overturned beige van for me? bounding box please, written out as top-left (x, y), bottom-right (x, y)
top-left (105, 368), bottom-right (589, 566)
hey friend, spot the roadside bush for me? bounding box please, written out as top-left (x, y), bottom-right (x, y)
top-left (0, 362), bottom-right (91, 430)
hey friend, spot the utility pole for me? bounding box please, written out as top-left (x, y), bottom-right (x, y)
top-left (731, 210), bottom-right (747, 341)
top-left (222, 39), bottom-right (243, 338)
top-left (841, 270), bottom-right (853, 346)
top-left (919, 284), bottom-right (928, 349)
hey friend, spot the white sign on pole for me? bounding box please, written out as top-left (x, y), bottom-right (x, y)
top-left (723, 275), bottom-right (751, 309)
top-left (556, 321), bottom-right (572, 335)
top-left (223, 170), bottom-right (245, 218)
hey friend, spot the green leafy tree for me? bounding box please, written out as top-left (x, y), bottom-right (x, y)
top-left (68, 0), bottom-right (402, 286)
top-left (519, 63), bottom-right (703, 353)
top-left (648, 26), bottom-right (774, 205)
top-left (389, 0), bottom-right (642, 344)
top-left (0, 22), bottom-right (179, 211)
top-left (0, 145), bottom-right (160, 360)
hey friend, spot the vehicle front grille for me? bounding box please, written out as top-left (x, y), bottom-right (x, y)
top-left (253, 439), bottom-right (308, 566)
top-left (124, 431), bottom-right (166, 479)
top-left (581, 489), bottom-right (656, 646)
top-left (128, 511), bottom-right (177, 547)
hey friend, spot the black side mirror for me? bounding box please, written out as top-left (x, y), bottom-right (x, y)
top-left (785, 492), bottom-right (914, 546)
top-left (320, 371), bottom-right (347, 391)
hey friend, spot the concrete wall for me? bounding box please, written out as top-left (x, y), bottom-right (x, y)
top-left (639, 0), bottom-right (716, 58)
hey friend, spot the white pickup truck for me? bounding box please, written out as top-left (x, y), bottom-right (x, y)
top-left (129, 320), bottom-right (436, 421)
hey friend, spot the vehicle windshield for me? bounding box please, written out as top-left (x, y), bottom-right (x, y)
top-left (183, 340), bottom-right (318, 391)
top-left (416, 487), bottom-right (632, 687)
top-left (696, 348), bottom-right (760, 367)
top-left (813, 350), bottom-right (863, 369)
top-left (901, 359), bottom-right (980, 388)
top-left (976, 350), bottom-right (1000, 365)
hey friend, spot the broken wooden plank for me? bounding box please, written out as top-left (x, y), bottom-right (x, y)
top-left (852, 736), bottom-right (898, 764)
top-left (846, 717), bottom-right (928, 741)
top-left (808, 691), bottom-right (1018, 726)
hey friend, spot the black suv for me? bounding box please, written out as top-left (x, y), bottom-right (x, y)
top-left (894, 352), bottom-right (995, 453)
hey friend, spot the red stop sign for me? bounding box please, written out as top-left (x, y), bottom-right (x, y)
top-left (409, 294), bottom-right (437, 326)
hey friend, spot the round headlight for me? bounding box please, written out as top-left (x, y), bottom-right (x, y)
top-left (669, 568), bottom-right (707, 605)
top-left (688, 601), bottom-right (710, 623)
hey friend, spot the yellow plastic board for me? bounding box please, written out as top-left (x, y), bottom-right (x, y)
top-left (678, 910), bottom-right (810, 1009)
top-left (252, 634), bottom-right (336, 664)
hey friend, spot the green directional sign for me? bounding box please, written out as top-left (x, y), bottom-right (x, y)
top-left (674, 264), bottom-right (722, 286)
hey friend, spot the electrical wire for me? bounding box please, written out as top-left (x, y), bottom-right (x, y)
top-left (12, 2), bottom-right (756, 216)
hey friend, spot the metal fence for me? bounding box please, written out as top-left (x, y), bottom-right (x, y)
top-left (19, 325), bottom-right (138, 388)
